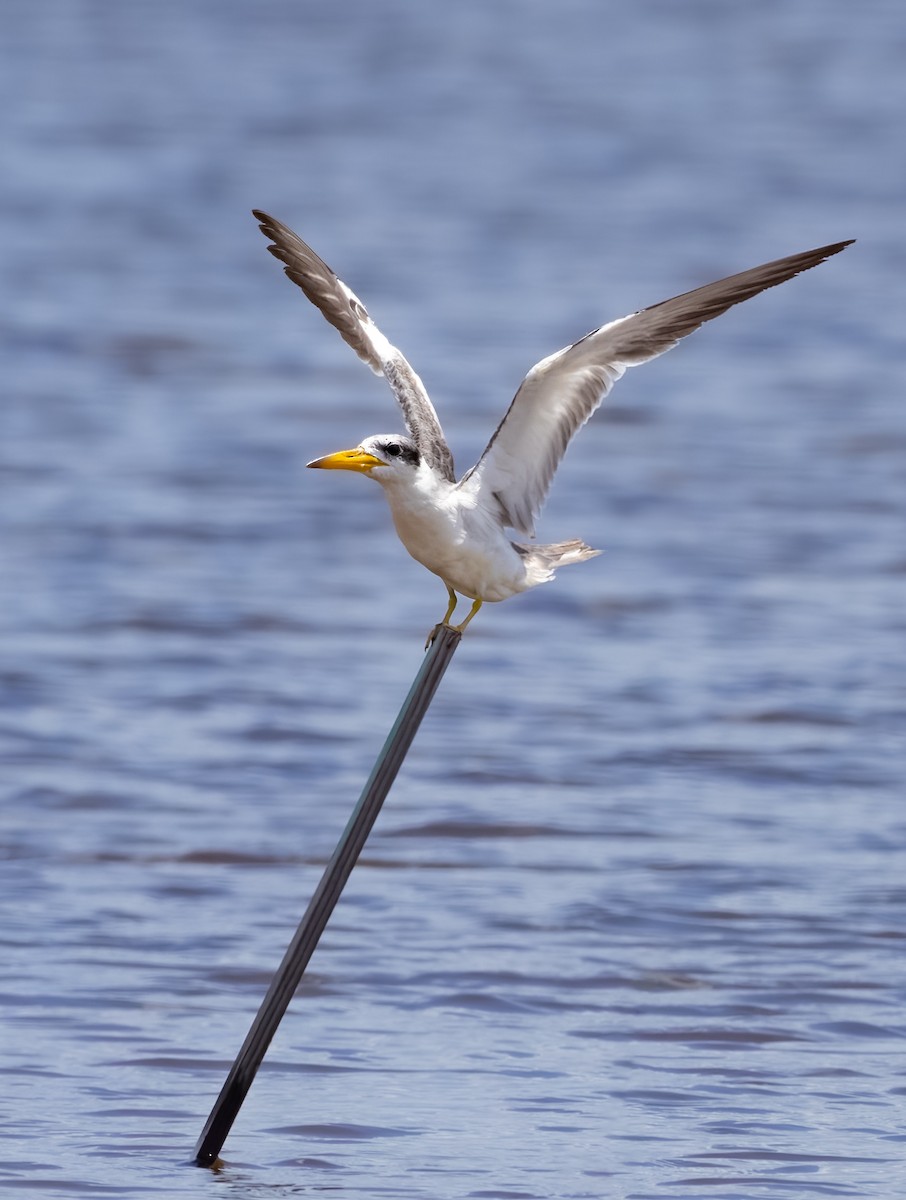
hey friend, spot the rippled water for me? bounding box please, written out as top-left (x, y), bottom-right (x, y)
top-left (2, 1), bottom-right (905, 1196)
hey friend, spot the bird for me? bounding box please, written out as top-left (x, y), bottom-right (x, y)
top-left (253, 210), bottom-right (852, 640)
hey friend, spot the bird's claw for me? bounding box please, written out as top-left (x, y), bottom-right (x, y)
top-left (424, 623), bottom-right (446, 650)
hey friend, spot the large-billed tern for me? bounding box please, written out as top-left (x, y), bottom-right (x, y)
top-left (254, 211), bottom-right (851, 639)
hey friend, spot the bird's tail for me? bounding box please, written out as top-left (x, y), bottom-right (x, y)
top-left (513, 538), bottom-right (601, 585)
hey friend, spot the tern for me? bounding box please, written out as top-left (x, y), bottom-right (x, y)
top-left (254, 211), bottom-right (851, 638)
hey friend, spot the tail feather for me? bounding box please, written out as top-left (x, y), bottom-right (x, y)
top-left (513, 538), bottom-right (601, 585)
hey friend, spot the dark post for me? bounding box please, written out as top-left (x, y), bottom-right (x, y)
top-left (194, 624), bottom-right (462, 1167)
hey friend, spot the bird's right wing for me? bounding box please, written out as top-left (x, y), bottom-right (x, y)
top-left (458, 240), bottom-right (854, 537)
top-left (253, 210), bottom-right (456, 481)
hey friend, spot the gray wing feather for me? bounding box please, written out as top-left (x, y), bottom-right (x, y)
top-left (458, 240), bottom-right (853, 537)
top-left (253, 210), bottom-right (456, 482)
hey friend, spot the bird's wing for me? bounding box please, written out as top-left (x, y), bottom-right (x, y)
top-left (457, 240), bottom-right (853, 537)
top-left (253, 210), bottom-right (456, 481)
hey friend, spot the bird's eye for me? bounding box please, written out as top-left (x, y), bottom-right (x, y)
top-left (386, 443), bottom-right (402, 458)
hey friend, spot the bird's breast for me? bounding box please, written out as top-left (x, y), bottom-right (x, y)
top-left (380, 479), bottom-right (528, 601)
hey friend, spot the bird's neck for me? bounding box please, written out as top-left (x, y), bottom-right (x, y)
top-left (376, 463), bottom-right (455, 527)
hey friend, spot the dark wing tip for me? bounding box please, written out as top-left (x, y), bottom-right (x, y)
top-left (639, 237), bottom-right (855, 333)
top-left (764, 237), bottom-right (855, 285)
top-left (817, 238), bottom-right (856, 256)
top-left (791, 239), bottom-right (855, 271)
top-left (252, 210), bottom-right (344, 295)
top-left (253, 209), bottom-right (314, 260)
top-left (747, 237), bottom-right (856, 294)
top-left (251, 208), bottom-right (387, 378)
top-left (252, 209), bottom-right (282, 243)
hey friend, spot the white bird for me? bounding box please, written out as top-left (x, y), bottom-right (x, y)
top-left (253, 210), bottom-right (852, 638)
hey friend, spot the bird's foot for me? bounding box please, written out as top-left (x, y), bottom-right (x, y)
top-left (451, 598), bottom-right (483, 634)
top-left (425, 587), bottom-right (462, 648)
top-left (425, 623), bottom-right (446, 650)
top-left (425, 591), bottom-right (482, 648)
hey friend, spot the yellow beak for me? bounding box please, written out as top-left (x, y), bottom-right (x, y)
top-left (306, 447), bottom-right (384, 473)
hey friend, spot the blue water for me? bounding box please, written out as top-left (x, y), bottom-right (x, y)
top-left (2, 1), bottom-right (905, 1196)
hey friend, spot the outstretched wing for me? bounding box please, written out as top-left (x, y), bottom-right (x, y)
top-left (253, 210), bottom-right (455, 481)
top-left (457, 240), bottom-right (853, 537)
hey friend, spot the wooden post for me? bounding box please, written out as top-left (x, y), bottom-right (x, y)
top-left (194, 625), bottom-right (462, 1167)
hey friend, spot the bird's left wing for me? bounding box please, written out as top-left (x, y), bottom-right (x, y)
top-left (457, 240), bottom-right (853, 537)
top-left (253, 210), bottom-right (455, 481)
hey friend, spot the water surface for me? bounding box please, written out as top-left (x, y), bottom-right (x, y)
top-left (2, 1), bottom-right (905, 1196)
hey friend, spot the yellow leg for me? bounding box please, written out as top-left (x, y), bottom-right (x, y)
top-left (426, 587), bottom-right (460, 649)
top-left (441, 586), bottom-right (458, 626)
top-left (452, 597), bottom-right (483, 633)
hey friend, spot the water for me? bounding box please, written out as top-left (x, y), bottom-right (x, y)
top-left (2, 1), bottom-right (905, 1196)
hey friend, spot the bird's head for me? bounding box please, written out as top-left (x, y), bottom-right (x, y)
top-left (307, 434), bottom-right (421, 482)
